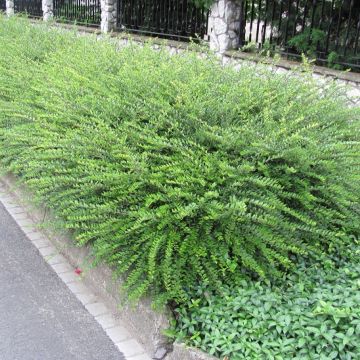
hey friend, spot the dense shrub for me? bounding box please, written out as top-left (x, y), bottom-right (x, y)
top-left (173, 244), bottom-right (360, 359)
top-left (0, 16), bottom-right (359, 304)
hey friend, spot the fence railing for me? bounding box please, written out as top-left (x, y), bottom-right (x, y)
top-left (53, 0), bottom-right (101, 25)
top-left (0, 0), bottom-right (6, 12)
top-left (239, 0), bottom-right (360, 71)
top-left (14, 0), bottom-right (42, 17)
top-left (5, 0), bottom-right (360, 71)
top-left (117, 0), bottom-right (209, 41)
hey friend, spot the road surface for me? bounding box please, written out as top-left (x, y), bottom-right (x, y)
top-left (0, 202), bottom-right (125, 360)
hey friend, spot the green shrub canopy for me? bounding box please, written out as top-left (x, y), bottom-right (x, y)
top-left (0, 16), bottom-right (359, 304)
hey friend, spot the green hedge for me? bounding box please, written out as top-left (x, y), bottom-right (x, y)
top-left (174, 245), bottom-right (360, 359)
top-left (0, 16), bottom-right (359, 304)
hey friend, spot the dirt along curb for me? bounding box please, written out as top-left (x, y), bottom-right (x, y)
top-left (0, 173), bottom-right (217, 360)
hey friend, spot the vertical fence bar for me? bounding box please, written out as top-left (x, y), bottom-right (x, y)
top-left (244, 0), bottom-right (249, 42)
top-left (307, 0), bottom-right (317, 53)
top-left (301, 0), bottom-right (309, 32)
top-left (284, 0), bottom-right (292, 48)
top-left (172, 0), bottom-right (177, 35)
top-left (269, 0), bottom-right (276, 44)
top-left (319, 0), bottom-right (325, 28)
top-left (309, 0), bottom-right (317, 33)
top-left (239, 0), bottom-right (246, 46)
top-left (163, 0), bottom-right (167, 33)
top-left (168, 0), bottom-right (172, 34)
top-left (343, 0), bottom-right (354, 57)
top-left (291, 0), bottom-right (300, 38)
top-left (324, 0), bottom-right (335, 54)
top-left (248, 0), bottom-right (255, 42)
top-left (255, 0), bottom-right (262, 44)
top-left (334, 0), bottom-right (344, 52)
top-left (277, 0), bottom-right (284, 46)
top-left (261, 0), bottom-right (269, 44)
top-left (354, 12), bottom-right (360, 55)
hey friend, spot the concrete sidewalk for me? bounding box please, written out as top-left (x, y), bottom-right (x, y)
top-left (0, 200), bottom-right (125, 360)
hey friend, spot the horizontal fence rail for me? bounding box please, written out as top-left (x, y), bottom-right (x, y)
top-left (54, 0), bottom-right (101, 25)
top-left (117, 0), bottom-right (209, 41)
top-left (239, 0), bottom-right (360, 71)
top-left (14, 0), bottom-right (42, 17)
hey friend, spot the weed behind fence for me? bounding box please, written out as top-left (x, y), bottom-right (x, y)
top-left (14, 0), bottom-right (42, 17)
top-left (239, 0), bottom-right (360, 71)
top-left (53, 0), bottom-right (101, 25)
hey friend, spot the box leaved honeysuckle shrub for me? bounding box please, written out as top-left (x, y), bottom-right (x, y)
top-left (0, 16), bottom-right (359, 305)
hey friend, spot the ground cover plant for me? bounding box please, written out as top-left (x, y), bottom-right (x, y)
top-left (173, 243), bottom-right (360, 359)
top-left (0, 16), bottom-right (359, 358)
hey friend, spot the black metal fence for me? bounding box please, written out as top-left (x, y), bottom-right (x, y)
top-left (117, 0), bottom-right (209, 41)
top-left (239, 0), bottom-right (360, 71)
top-left (0, 0), bottom-right (6, 12)
top-left (14, 0), bottom-right (42, 17)
top-left (53, 0), bottom-right (101, 25)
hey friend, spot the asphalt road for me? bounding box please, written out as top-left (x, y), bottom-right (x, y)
top-left (0, 202), bottom-right (125, 360)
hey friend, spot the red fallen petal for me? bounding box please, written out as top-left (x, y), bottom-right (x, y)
top-left (75, 268), bottom-right (82, 275)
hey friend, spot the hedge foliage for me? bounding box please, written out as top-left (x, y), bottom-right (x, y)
top-left (174, 244), bottom-right (360, 359)
top-left (0, 16), bottom-right (359, 304)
